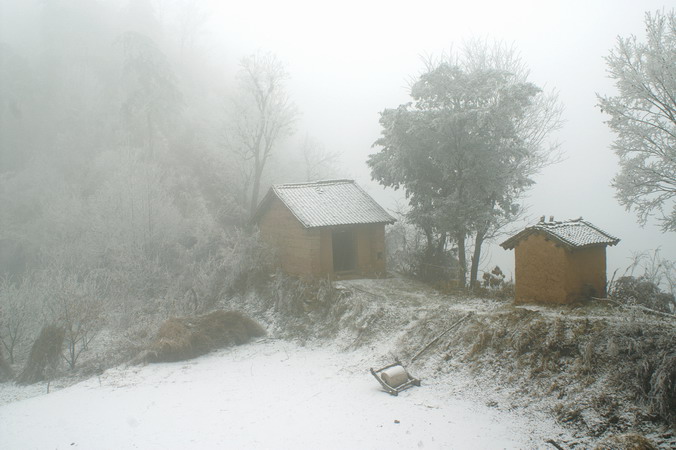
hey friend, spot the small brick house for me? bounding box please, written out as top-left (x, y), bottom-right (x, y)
top-left (252, 179), bottom-right (395, 278)
top-left (500, 217), bottom-right (619, 304)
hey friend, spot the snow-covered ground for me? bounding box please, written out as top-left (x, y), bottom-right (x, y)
top-left (0, 339), bottom-right (571, 449)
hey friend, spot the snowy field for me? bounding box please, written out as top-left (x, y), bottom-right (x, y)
top-left (0, 339), bottom-right (571, 449)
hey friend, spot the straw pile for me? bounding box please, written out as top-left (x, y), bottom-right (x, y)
top-left (145, 310), bottom-right (266, 363)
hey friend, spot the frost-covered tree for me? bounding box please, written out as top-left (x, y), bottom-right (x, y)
top-left (0, 44), bottom-right (39, 172)
top-left (0, 0), bottom-right (234, 326)
top-left (300, 134), bottom-right (341, 182)
top-left (44, 269), bottom-right (106, 370)
top-left (598, 10), bottom-right (676, 232)
top-left (369, 42), bottom-right (562, 287)
top-left (0, 278), bottom-right (32, 364)
top-left (226, 52), bottom-right (298, 216)
top-left (121, 31), bottom-right (183, 158)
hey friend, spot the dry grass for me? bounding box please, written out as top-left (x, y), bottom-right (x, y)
top-left (144, 310), bottom-right (265, 363)
top-left (646, 353), bottom-right (675, 423)
top-left (420, 309), bottom-right (676, 429)
top-left (230, 274), bottom-right (675, 442)
top-left (593, 433), bottom-right (658, 450)
top-left (279, 285), bottom-right (671, 441)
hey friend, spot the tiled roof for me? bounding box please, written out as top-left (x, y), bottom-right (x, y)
top-left (255, 179), bottom-right (396, 228)
top-left (500, 218), bottom-right (620, 250)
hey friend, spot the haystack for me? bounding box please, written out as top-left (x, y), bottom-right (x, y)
top-left (16, 325), bottom-right (65, 385)
top-left (145, 310), bottom-right (265, 363)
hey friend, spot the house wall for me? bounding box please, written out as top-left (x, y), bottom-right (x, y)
top-left (316, 223), bottom-right (387, 276)
top-left (257, 198), bottom-right (388, 278)
top-left (566, 246), bottom-right (607, 300)
top-left (515, 234), bottom-right (568, 303)
top-left (354, 223), bottom-right (387, 275)
top-left (257, 197), bottom-right (321, 277)
top-left (319, 229), bottom-right (333, 274)
top-left (514, 233), bottom-right (607, 304)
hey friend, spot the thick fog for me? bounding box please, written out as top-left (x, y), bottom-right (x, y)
top-left (205, 0), bottom-right (676, 277)
top-left (1, 3), bottom-right (676, 448)
top-left (1, 0), bottom-right (674, 280)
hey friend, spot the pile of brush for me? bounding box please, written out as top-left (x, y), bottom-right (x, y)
top-left (142, 310), bottom-right (266, 363)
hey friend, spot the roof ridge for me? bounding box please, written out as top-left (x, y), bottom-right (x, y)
top-left (273, 179), bottom-right (354, 189)
top-left (501, 217), bottom-right (620, 250)
top-left (537, 217), bottom-right (582, 226)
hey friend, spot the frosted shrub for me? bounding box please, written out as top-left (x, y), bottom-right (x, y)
top-left (16, 325), bottom-right (65, 385)
top-left (0, 277), bottom-right (39, 365)
top-left (610, 276), bottom-right (675, 314)
top-left (45, 271), bottom-right (106, 370)
top-left (221, 229), bottom-right (275, 296)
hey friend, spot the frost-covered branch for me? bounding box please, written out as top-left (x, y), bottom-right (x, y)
top-left (598, 10), bottom-right (676, 232)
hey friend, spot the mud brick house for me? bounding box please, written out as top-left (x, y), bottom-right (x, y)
top-left (253, 179), bottom-right (395, 278)
top-left (500, 217), bottom-right (620, 304)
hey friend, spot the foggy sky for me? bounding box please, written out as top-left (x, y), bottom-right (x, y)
top-left (2, 0), bottom-right (673, 279)
top-left (204, 0), bottom-right (676, 278)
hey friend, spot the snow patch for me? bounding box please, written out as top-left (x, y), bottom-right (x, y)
top-left (0, 339), bottom-right (571, 449)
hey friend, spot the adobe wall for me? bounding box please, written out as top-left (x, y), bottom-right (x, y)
top-left (319, 228), bottom-right (333, 274)
top-left (257, 197), bottom-right (321, 277)
top-left (565, 246), bottom-right (607, 300)
top-left (514, 233), bottom-right (607, 304)
top-left (258, 198), bottom-right (388, 278)
top-left (355, 223), bottom-right (386, 275)
top-left (514, 233), bottom-right (569, 303)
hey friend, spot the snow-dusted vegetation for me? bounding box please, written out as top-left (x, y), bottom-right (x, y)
top-left (2, 276), bottom-right (674, 448)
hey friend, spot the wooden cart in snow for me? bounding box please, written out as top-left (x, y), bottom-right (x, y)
top-left (370, 362), bottom-right (420, 396)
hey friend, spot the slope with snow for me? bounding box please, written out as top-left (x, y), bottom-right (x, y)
top-left (0, 339), bottom-right (571, 449)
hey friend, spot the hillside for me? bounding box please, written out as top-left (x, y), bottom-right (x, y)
top-left (0, 338), bottom-right (575, 449)
top-left (1, 275), bottom-right (674, 448)
top-left (245, 276), bottom-right (676, 448)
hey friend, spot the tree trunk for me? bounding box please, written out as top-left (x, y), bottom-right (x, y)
top-left (146, 111), bottom-right (154, 160)
top-left (436, 232), bottom-right (447, 257)
top-left (146, 175), bottom-right (153, 243)
top-left (456, 231), bottom-right (467, 288)
top-left (249, 160), bottom-right (264, 217)
top-left (423, 226), bottom-right (434, 256)
top-left (1, 338), bottom-right (14, 364)
top-left (469, 229), bottom-right (486, 290)
top-left (145, 112), bottom-right (154, 245)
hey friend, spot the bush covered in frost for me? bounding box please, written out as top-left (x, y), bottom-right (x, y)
top-left (610, 276), bottom-right (675, 314)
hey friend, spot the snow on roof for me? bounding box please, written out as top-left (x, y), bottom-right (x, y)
top-left (500, 217), bottom-right (620, 250)
top-left (255, 179), bottom-right (396, 228)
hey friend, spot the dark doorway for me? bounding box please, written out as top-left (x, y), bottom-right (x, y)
top-left (332, 230), bottom-right (356, 272)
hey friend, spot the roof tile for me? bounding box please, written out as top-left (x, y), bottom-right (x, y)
top-left (260, 179), bottom-right (395, 228)
top-left (501, 218), bottom-right (620, 250)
